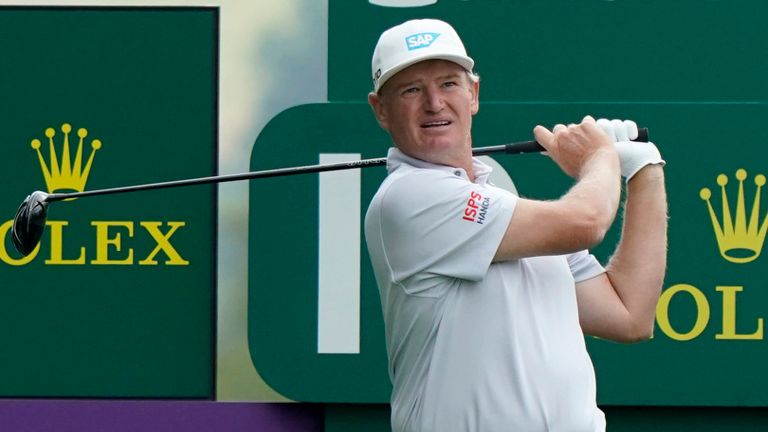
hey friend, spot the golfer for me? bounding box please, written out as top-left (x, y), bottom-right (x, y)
top-left (364, 18), bottom-right (667, 432)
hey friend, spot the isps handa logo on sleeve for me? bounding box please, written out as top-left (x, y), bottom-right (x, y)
top-left (656, 168), bottom-right (768, 342)
top-left (1, 123), bottom-right (189, 267)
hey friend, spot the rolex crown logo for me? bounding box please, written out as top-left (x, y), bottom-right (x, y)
top-left (700, 169), bottom-right (768, 263)
top-left (31, 123), bottom-right (102, 195)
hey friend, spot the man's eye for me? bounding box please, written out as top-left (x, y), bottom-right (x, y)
top-left (443, 81), bottom-right (458, 88)
top-left (402, 87), bottom-right (420, 96)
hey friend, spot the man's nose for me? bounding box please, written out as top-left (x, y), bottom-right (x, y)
top-left (423, 87), bottom-right (444, 112)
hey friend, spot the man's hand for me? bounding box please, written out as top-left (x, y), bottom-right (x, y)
top-left (495, 115), bottom-right (621, 261)
top-left (596, 118), bottom-right (665, 181)
top-left (533, 115), bottom-right (618, 179)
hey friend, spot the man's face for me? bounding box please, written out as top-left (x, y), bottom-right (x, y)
top-left (368, 59), bottom-right (479, 166)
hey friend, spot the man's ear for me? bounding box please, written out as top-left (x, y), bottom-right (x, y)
top-left (368, 92), bottom-right (389, 131)
top-left (470, 80), bottom-right (480, 115)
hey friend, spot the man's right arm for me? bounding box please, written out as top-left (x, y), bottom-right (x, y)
top-left (493, 116), bottom-right (621, 262)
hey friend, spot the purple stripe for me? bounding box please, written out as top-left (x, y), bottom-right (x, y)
top-left (0, 400), bottom-right (322, 432)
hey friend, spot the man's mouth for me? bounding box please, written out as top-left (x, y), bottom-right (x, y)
top-left (421, 120), bottom-right (451, 128)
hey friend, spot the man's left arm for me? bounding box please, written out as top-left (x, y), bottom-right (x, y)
top-left (575, 126), bottom-right (668, 342)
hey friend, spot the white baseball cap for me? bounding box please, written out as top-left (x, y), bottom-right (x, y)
top-left (371, 19), bottom-right (475, 93)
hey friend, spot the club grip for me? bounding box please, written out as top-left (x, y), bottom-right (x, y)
top-left (503, 127), bottom-right (650, 154)
top-left (637, 127), bottom-right (649, 143)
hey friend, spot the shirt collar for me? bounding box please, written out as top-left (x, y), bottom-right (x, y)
top-left (386, 147), bottom-right (494, 185)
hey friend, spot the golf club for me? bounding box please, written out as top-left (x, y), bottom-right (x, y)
top-left (11, 128), bottom-right (649, 256)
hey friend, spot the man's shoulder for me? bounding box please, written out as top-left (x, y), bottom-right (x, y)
top-left (371, 167), bottom-right (465, 211)
top-left (384, 166), bottom-right (463, 193)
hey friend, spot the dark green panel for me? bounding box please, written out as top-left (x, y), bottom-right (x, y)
top-left (605, 407), bottom-right (768, 432)
top-left (250, 101), bottom-right (768, 406)
top-left (0, 7), bottom-right (217, 397)
top-left (323, 404), bottom-right (768, 432)
top-left (330, 0), bottom-right (768, 103)
top-left (325, 404), bottom-right (391, 432)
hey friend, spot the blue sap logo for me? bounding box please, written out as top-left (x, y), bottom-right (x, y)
top-left (405, 32), bottom-right (440, 50)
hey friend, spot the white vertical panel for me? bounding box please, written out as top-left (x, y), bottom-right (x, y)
top-left (317, 153), bottom-right (361, 354)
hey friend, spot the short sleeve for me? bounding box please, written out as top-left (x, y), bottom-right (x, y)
top-left (376, 170), bottom-right (517, 284)
top-left (566, 250), bottom-right (605, 283)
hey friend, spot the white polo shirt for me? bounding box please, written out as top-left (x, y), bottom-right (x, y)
top-left (364, 148), bottom-right (607, 432)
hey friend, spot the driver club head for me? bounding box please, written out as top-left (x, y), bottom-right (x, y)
top-left (12, 191), bottom-right (50, 256)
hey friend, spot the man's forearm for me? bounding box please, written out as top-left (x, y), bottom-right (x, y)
top-left (605, 164), bottom-right (668, 335)
top-left (563, 148), bottom-right (622, 241)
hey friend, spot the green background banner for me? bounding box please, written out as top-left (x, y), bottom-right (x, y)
top-left (249, 101), bottom-right (768, 406)
top-left (0, 7), bottom-right (217, 397)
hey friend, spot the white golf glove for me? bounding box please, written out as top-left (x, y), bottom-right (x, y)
top-left (596, 118), bottom-right (665, 181)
